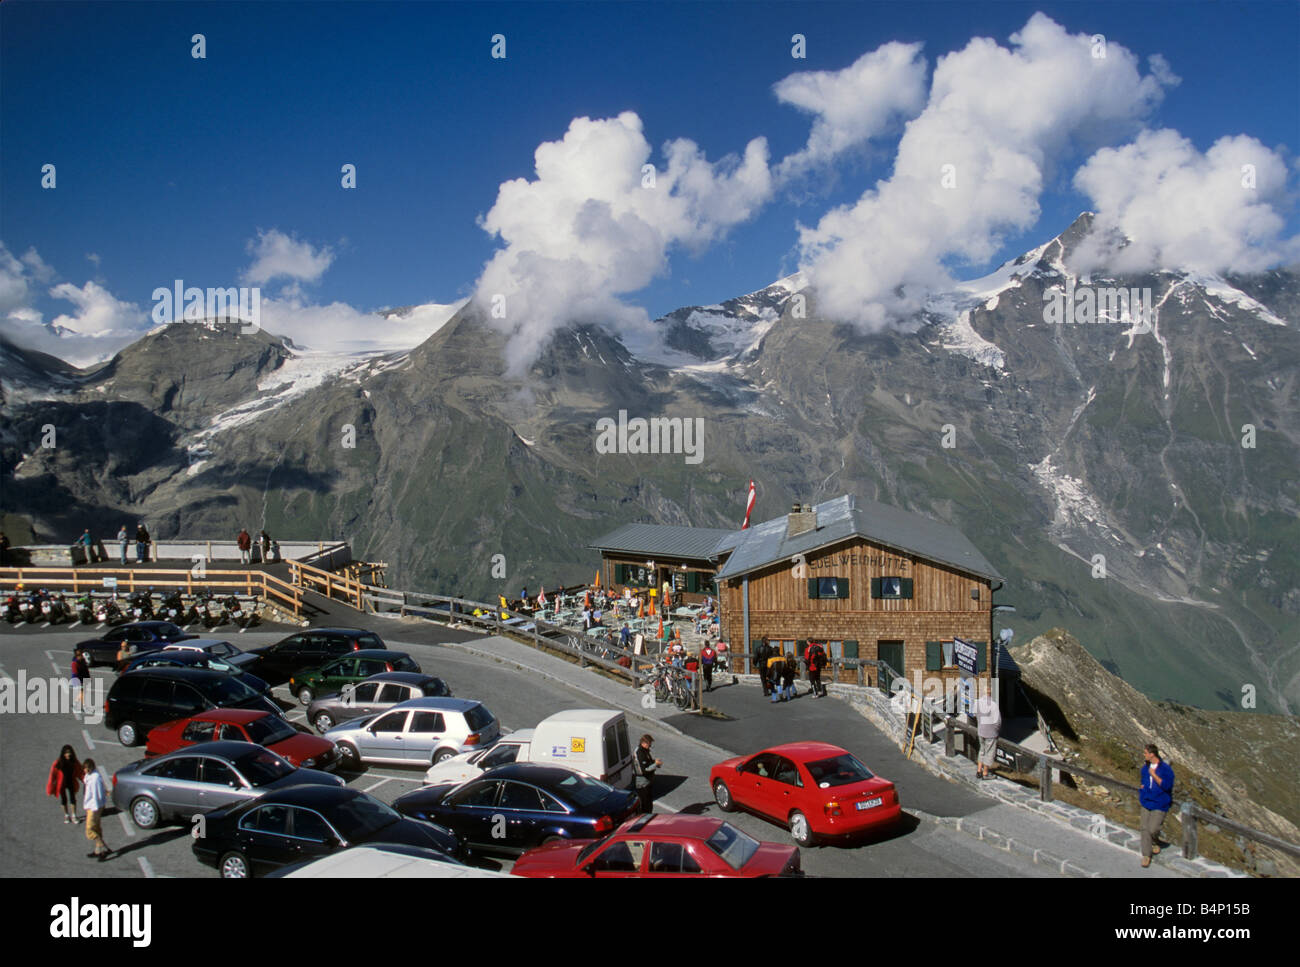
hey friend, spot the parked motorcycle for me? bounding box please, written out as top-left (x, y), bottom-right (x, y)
top-left (223, 594), bottom-right (258, 629)
top-left (126, 589), bottom-right (155, 622)
top-left (3, 594), bottom-right (20, 623)
top-left (158, 589), bottom-right (185, 623)
top-left (202, 595), bottom-right (227, 628)
top-left (74, 593), bottom-right (95, 624)
top-left (41, 592), bottom-right (68, 624)
top-left (94, 596), bottom-right (124, 626)
top-left (16, 589), bottom-right (40, 623)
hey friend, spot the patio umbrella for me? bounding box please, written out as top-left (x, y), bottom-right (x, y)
top-left (657, 616), bottom-right (664, 640)
top-left (593, 571), bottom-right (601, 588)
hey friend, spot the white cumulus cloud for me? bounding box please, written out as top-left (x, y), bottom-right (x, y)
top-left (1071, 129), bottom-right (1299, 275)
top-left (774, 41), bottom-right (929, 179)
top-left (796, 13), bottom-right (1176, 328)
top-left (472, 111), bottom-right (772, 373)
top-left (242, 229), bottom-right (335, 286)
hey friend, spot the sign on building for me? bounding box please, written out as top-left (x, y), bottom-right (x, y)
top-left (953, 636), bottom-right (978, 675)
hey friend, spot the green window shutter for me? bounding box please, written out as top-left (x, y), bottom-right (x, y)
top-left (750, 639), bottom-right (762, 657)
top-left (975, 640), bottom-right (987, 673)
top-left (899, 578), bottom-right (913, 599)
top-left (925, 641), bottom-right (942, 671)
top-left (796, 639), bottom-right (807, 659)
top-left (871, 577), bottom-right (882, 598)
top-left (843, 639), bottom-right (859, 659)
top-left (836, 579), bottom-right (850, 599)
top-left (614, 564), bottom-right (625, 584)
top-left (807, 578), bottom-right (819, 599)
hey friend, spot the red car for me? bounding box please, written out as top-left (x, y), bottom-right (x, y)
top-left (511, 813), bottom-right (800, 877)
top-left (144, 709), bottom-right (339, 770)
top-left (709, 741), bottom-right (901, 846)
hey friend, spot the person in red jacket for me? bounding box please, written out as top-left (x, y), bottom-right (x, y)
top-left (47, 745), bottom-right (85, 824)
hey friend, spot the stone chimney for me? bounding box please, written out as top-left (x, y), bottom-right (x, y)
top-left (787, 502), bottom-right (818, 539)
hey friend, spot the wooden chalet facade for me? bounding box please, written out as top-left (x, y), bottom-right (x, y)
top-left (591, 494), bottom-right (1004, 698)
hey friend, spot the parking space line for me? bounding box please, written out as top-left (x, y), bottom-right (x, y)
top-left (81, 729), bottom-right (96, 751)
top-left (68, 621), bottom-right (81, 629)
top-left (363, 778), bottom-right (392, 793)
top-left (138, 857), bottom-right (155, 878)
top-left (117, 811), bottom-right (136, 837)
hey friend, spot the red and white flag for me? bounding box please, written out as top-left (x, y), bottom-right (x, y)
top-left (742, 479), bottom-right (756, 529)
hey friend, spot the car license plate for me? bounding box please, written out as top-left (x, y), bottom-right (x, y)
top-left (856, 797), bottom-right (883, 811)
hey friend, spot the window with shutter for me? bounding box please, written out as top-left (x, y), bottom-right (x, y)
top-left (870, 578), bottom-right (882, 599)
top-left (899, 578), bottom-right (913, 599)
top-left (843, 640), bottom-right (859, 659)
top-left (836, 579), bottom-right (850, 599)
top-left (925, 641), bottom-right (942, 671)
top-left (807, 578), bottom-right (819, 599)
top-left (974, 640), bottom-right (987, 673)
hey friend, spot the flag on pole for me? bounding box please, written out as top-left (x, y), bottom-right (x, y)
top-left (538, 586), bottom-right (547, 608)
top-left (657, 616), bottom-right (664, 640)
top-left (742, 479), bottom-right (757, 529)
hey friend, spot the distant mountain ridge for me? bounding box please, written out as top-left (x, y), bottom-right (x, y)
top-left (1, 215), bottom-right (1296, 715)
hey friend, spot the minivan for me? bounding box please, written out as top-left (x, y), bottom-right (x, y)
top-left (423, 709), bottom-right (635, 789)
top-left (106, 667), bottom-right (286, 746)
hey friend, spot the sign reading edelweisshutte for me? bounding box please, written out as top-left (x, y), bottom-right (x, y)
top-left (953, 636), bottom-right (978, 676)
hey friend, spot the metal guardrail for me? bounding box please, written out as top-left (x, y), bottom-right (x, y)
top-left (941, 714), bottom-right (1300, 864)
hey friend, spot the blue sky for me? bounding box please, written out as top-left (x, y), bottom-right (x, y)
top-left (2, 0), bottom-right (1297, 362)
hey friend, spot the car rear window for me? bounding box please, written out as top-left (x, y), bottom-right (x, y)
top-left (549, 771), bottom-right (612, 808)
top-left (805, 754), bottom-right (874, 787)
top-left (463, 705), bottom-right (494, 732)
top-left (353, 633), bottom-right (384, 649)
top-left (393, 655), bottom-right (418, 672)
top-left (235, 749), bottom-right (296, 786)
top-left (244, 715), bottom-right (298, 746)
top-left (705, 823), bottom-right (760, 870)
top-left (199, 676), bottom-right (259, 706)
top-left (420, 679), bottom-right (450, 697)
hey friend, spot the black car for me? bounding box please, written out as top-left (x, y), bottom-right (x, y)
top-left (106, 667), bottom-right (286, 746)
top-left (76, 621), bottom-right (197, 667)
top-left (306, 671), bottom-right (452, 733)
top-left (244, 628), bottom-right (387, 686)
top-left (120, 649), bottom-right (272, 695)
top-left (193, 784), bottom-right (462, 878)
top-left (392, 763), bottom-right (641, 857)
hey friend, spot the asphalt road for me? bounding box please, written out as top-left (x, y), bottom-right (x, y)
top-left (0, 621), bottom-right (1052, 878)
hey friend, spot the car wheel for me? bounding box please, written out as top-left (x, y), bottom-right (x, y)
top-left (313, 712), bottom-right (334, 733)
top-left (130, 796), bottom-right (160, 830)
top-left (789, 810), bottom-right (815, 847)
top-left (338, 742), bottom-right (360, 767)
top-left (297, 686), bottom-right (313, 705)
top-left (117, 721), bottom-right (139, 746)
top-left (219, 851), bottom-right (251, 879)
top-left (432, 748), bottom-right (455, 765)
top-left (713, 780), bottom-right (735, 812)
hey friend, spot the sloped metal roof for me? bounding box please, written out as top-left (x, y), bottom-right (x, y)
top-left (589, 522), bottom-right (738, 562)
top-left (712, 494), bottom-right (1003, 582)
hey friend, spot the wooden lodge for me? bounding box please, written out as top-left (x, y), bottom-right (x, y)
top-left (591, 494), bottom-right (1004, 703)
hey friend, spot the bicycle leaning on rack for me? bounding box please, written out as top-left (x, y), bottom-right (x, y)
top-left (649, 659), bottom-right (698, 710)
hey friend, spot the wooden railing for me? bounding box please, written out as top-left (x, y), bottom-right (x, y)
top-left (0, 566), bottom-right (305, 616)
top-left (287, 559), bottom-right (367, 611)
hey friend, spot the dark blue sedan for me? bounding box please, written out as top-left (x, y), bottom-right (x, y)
top-left (392, 763), bottom-right (641, 857)
top-left (120, 648), bottom-right (273, 694)
top-left (76, 621), bottom-right (197, 667)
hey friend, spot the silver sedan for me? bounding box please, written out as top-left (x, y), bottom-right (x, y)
top-left (111, 740), bottom-right (344, 830)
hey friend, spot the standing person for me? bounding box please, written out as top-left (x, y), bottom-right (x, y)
top-left (975, 691), bottom-right (1002, 779)
top-left (46, 745), bottom-right (85, 824)
top-left (806, 641), bottom-right (829, 698)
top-left (619, 622), bottom-right (631, 649)
top-left (780, 652), bottom-right (798, 701)
top-left (768, 649), bottom-right (788, 703)
top-left (116, 525), bottom-right (129, 564)
top-left (237, 528), bottom-right (252, 564)
top-left (134, 523), bottom-right (149, 563)
top-left (633, 734), bottom-right (662, 813)
top-left (700, 641), bottom-right (716, 692)
top-left (1139, 743), bottom-right (1175, 868)
top-left (82, 760), bottom-right (111, 861)
top-left (716, 639), bottom-right (736, 685)
top-left (259, 530), bottom-right (271, 563)
top-left (754, 639), bottom-right (772, 696)
top-left (70, 650), bottom-right (91, 713)
top-left (80, 529), bottom-right (94, 563)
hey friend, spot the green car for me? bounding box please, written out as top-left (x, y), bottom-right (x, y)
top-left (290, 649), bottom-right (420, 706)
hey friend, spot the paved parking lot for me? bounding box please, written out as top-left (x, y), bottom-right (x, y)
top-left (0, 623), bottom-right (1057, 878)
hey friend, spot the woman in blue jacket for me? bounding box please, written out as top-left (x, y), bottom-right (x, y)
top-left (1139, 743), bottom-right (1175, 868)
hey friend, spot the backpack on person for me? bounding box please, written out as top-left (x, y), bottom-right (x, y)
top-left (701, 645), bottom-right (715, 666)
top-left (808, 642), bottom-right (827, 671)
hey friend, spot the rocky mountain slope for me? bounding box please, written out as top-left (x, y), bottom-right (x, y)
top-left (1013, 629), bottom-right (1300, 876)
top-left (1, 215), bottom-right (1296, 717)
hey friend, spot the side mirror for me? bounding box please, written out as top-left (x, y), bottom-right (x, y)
top-left (580, 862), bottom-right (596, 877)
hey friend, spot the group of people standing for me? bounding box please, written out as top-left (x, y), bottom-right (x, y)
top-left (751, 639), bottom-right (831, 702)
top-left (236, 528), bottom-right (274, 564)
top-left (75, 524), bottom-right (151, 564)
top-left (45, 746), bottom-right (112, 862)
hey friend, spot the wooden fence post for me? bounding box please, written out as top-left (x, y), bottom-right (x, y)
top-left (1038, 755), bottom-right (1053, 802)
top-left (1181, 801), bottom-right (1199, 860)
top-left (944, 716), bottom-right (955, 757)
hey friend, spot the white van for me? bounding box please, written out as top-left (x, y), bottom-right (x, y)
top-left (423, 709), bottom-right (636, 789)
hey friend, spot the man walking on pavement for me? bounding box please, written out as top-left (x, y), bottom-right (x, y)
top-left (1139, 743), bottom-right (1175, 868)
top-left (82, 760), bottom-right (111, 862)
top-left (237, 528), bottom-right (252, 564)
top-left (975, 691), bottom-right (1002, 779)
